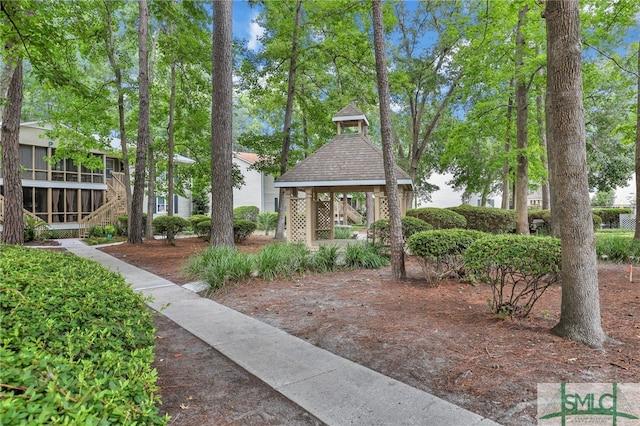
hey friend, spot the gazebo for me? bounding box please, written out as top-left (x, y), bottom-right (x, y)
top-left (274, 105), bottom-right (414, 247)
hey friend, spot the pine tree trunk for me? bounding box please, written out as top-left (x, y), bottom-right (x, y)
top-left (634, 42), bottom-right (640, 239)
top-left (1, 60), bottom-right (23, 245)
top-left (210, 0), bottom-right (235, 247)
top-left (515, 6), bottom-right (529, 234)
top-left (373, 0), bottom-right (405, 281)
top-left (129, 0), bottom-right (150, 244)
top-left (501, 79), bottom-right (514, 210)
top-left (274, 0), bottom-right (302, 241)
top-left (545, 0), bottom-right (608, 348)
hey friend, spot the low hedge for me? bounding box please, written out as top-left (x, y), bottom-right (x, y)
top-left (464, 234), bottom-right (561, 318)
top-left (368, 216), bottom-right (433, 246)
top-left (592, 208), bottom-right (632, 228)
top-left (191, 218), bottom-right (257, 243)
top-left (449, 204), bottom-right (516, 234)
top-left (528, 209), bottom-right (603, 233)
top-left (233, 206), bottom-right (259, 223)
top-left (407, 207), bottom-right (467, 230)
top-left (152, 215), bottom-right (189, 244)
top-left (0, 246), bottom-right (166, 425)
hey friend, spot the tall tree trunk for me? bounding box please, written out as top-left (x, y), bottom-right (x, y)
top-left (146, 145), bottom-right (155, 238)
top-left (210, 0), bottom-right (234, 247)
top-left (501, 79), bottom-right (514, 210)
top-left (373, 0), bottom-right (405, 281)
top-left (274, 0), bottom-right (302, 241)
top-left (1, 60), bottom-right (23, 245)
top-left (537, 65), bottom-right (550, 210)
top-left (104, 1), bottom-right (132, 216)
top-left (167, 16), bottom-right (177, 243)
top-left (634, 41), bottom-right (640, 239)
top-left (515, 6), bottom-right (530, 234)
top-left (129, 0), bottom-right (150, 244)
top-left (545, 0), bottom-right (609, 348)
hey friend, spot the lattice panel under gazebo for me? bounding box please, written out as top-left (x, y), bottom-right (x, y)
top-left (289, 197), bottom-right (307, 242)
top-left (379, 196), bottom-right (389, 219)
top-left (316, 200), bottom-right (331, 240)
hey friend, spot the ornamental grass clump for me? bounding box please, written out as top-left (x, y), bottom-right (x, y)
top-left (343, 242), bottom-right (389, 269)
top-left (253, 242), bottom-right (311, 280)
top-left (407, 229), bottom-right (487, 286)
top-left (0, 246), bottom-right (166, 425)
top-left (463, 234), bottom-right (561, 318)
top-left (187, 246), bottom-right (253, 291)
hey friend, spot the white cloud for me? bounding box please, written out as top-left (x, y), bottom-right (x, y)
top-left (247, 13), bottom-right (265, 51)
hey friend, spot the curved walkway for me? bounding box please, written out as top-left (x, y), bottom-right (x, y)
top-left (60, 238), bottom-right (500, 426)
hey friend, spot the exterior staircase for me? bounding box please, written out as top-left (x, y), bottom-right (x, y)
top-left (78, 172), bottom-right (127, 237)
top-left (334, 200), bottom-right (363, 225)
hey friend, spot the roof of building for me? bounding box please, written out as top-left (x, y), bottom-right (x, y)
top-left (274, 132), bottom-right (412, 188)
top-left (234, 152), bottom-right (261, 164)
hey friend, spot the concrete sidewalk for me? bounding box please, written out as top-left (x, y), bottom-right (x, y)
top-left (60, 238), bottom-right (500, 426)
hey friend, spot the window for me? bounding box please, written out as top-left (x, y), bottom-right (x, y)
top-left (156, 197), bottom-right (168, 214)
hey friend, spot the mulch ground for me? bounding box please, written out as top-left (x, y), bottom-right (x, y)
top-left (98, 235), bottom-right (640, 425)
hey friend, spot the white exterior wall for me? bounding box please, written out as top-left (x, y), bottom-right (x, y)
top-left (232, 156), bottom-right (278, 213)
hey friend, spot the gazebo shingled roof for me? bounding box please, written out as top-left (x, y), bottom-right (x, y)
top-left (274, 132), bottom-right (412, 188)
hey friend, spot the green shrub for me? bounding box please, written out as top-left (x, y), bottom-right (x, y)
top-left (186, 246), bottom-right (254, 291)
top-left (152, 215), bottom-right (189, 245)
top-left (369, 216), bottom-right (433, 246)
top-left (407, 229), bottom-right (488, 285)
top-left (104, 225), bottom-right (117, 237)
top-left (23, 215), bottom-right (48, 242)
top-left (343, 242), bottom-right (390, 269)
top-left (449, 204), bottom-right (516, 233)
top-left (117, 213), bottom-right (147, 236)
top-left (407, 207), bottom-right (467, 230)
top-left (88, 225), bottom-right (105, 238)
top-left (192, 217), bottom-right (212, 239)
top-left (464, 234), bottom-right (561, 318)
top-left (253, 243), bottom-right (311, 280)
top-left (528, 210), bottom-right (604, 233)
top-left (233, 206), bottom-right (260, 223)
top-left (234, 219), bottom-right (257, 243)
top-left (257, 212), bottom-right (278, 235)
top-left (592, 207), bottom-right (633, 228)
top-left (0, 246), bottom-right (165, 425)
top-left (188, 214), bottom-right (210, 230)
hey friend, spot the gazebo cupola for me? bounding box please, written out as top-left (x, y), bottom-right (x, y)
top-left (333, 104), bottom-right (369, 136)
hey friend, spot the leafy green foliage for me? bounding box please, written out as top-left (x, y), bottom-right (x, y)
top-left (186, 246), bottom-right (254, 292)
top-left (23, 215), bottom-right (48, 242)
top-left (257, 212), bottom-right (278, 235)
top-left (407, 207), bottom-right (466, 230)
top-left (309, 245), bottom-right (341, 273)
top-left (448, 205), bottom-right (516, 234)
top-left (0, 246), bottom-right (165, 425)
top-left (463, 235), bottom-right (561, 318)
top-left (253, 243), bottom-right (310, 281)
top-left (152, 216), bottom-right (189, 245)
top-left (407, 229), bottom-right (487, 285)
top-left (368, 216), bottom-right (433, 247)
top-left (118, 214), bottom-right (147, 236)
top-left (333, 226), bottom-right (354, 240)
top-left (595, 234), bottom-right (640, 263)
top-left (233, 206), bottom-right (260, 223)
top-left (343, 243), bottom-right (390, 269)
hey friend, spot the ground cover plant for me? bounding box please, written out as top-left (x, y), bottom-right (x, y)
top-left (0, 246), bottom-right (166, 425)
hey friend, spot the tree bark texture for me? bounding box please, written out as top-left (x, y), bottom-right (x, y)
top-left (210, 0), bottom-right (235, 247)
top-left (1, 60), bottom-right (23, 245)
top-left (501, 79), bottom-right (514, 210)
top-left (129, 0), bottom-right (150, 244)
top-left (515, 6), bottom-right (529, 234)
top-left (372, 0), bottom-right (405, 281)
top-left (275, 0), bottom-right (302, 241)
top-left (545, 0), bottom-right (608, 348)
top-left (634, 41), bottom-right (640, 239)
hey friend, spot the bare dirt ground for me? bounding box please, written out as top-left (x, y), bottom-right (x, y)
top-left (99, 235), bottom-right (640, 425)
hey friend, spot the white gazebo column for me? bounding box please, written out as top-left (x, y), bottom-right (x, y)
top-left (342, 192), bottom-right (348, 225)
top-left (329, 191), bottom-right (335, 239)
top-left (373, 186), bottom-right (381, 221)
top-left (285, 188), bottom-right (293, 243)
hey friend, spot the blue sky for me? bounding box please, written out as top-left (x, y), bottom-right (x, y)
top-left (232, 1), bottom-right (263, 51)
